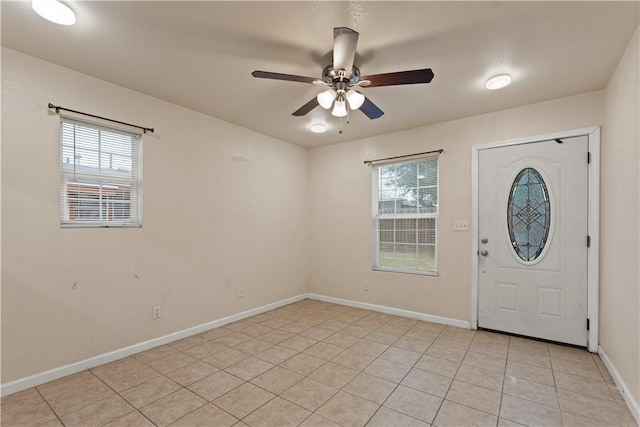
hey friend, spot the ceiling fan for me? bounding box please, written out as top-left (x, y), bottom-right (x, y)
top-left (252, 27), bottom-right (434, 121)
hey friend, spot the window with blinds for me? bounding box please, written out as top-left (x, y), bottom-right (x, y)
top-left (60, 118), bottom-right (142, 227)
top-left (373, 156), bottom-right (438, 275)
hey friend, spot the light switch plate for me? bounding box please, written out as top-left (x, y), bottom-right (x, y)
top-left (453, 220), bottom-right (469, 231)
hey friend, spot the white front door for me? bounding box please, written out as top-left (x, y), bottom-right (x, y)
top-left (478, 135), bottom-right (589, 346)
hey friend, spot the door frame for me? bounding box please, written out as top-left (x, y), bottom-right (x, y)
top-left (470, 127), bottom-right (600, 352)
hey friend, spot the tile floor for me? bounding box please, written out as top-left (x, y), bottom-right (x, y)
top-left (2, 299), bottom-right (637, 427)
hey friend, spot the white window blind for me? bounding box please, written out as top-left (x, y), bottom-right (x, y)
top-left (373, 155), bottom-right (438, 274)
top-left (60, 118), bottom-right (142, 227)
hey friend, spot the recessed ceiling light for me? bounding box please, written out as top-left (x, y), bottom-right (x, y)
top-left (310, 123), bottom-right (327, 134)
top-left (32, 0), bottom-right (76, 25)
top-left (486, 74), bottom-right (512, 90)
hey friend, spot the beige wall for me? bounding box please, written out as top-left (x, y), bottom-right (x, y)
top-left (602, 27), bottom-right (640, 404)
top-left (309, 91), bottom-right (604, 320)
top-left (1, 48), bottom-right (309, 383)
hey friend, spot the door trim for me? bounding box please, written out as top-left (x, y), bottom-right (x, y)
top-left (470, 127), bottom-right (600, 352)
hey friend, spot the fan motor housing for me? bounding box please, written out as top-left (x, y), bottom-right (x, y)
top-left (322, 65), bottom-right (361, 86)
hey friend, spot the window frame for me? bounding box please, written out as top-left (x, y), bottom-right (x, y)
top-left (371, 155), bottom-right (439, 276)
top-left (60, 118), bottom-right (143, 228)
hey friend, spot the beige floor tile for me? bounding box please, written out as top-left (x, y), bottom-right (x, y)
top-left (184, 340), bottom-right (229, 359)
top-left (261, 317), bottom-right (293, 329)
top-left (505, 360), bottom-right (554, 386)
top-left (0, 388), bottom-right (58, 427)
top-left (281, 377), bottom-right (339, 411)
top-left (384, 385), bottom-right (442, 424)
top-left (301, 327), bottom-right (335, 341)
top-left (548, 344), bottom-right (594, 364)
top-left (468, 340), bottom-right (508, 359)
top-left (497, 417), bottom-right (525, 427)
top-left (445, 379), bottom-right (501, 415)
top-left (434, 334), bottom-right (472, 350)
top-left (214, 332), bottom-right (253, 347)
top-left (233, 338), bottom-right (273, 356)
top-left (280, 335), bottom-right (318, 352)
top-left (91, 357), bottom-right (147, 381)
top-left (414, 354), bottom-right (460, 378)
top-left (37, 371), bottom-right (116, 415)
top-left (473, 330), bottom-right (509, 344)
top-left (250, 366), bottom-right (303, 394)
top-left (557, 389), bottom-right (626, 425)
top-left (240, 324), bottom-right (273, 338)
top-left (323, 331), bottom-right (361, 348)
top-left (560, 410), bottom-right (617, 426)
top-left (309, 361), bottom-right (360, 388)
top-left (299, 413), bottom-right (341, 427)
top-left (169, 334), bottom-right (210, 352)
top-left (140, 389), bottom-right (206, 426)
top-left (380, 346), bottom-right (422, 366)
top-left (366, 407), bottom-right (429, 427)
top-left (304, 342), bottom-right (345, 361)
top-left (393, 334), bottom-right (436, 353)
top-left (103, 410), bottom-right (156, 427)
top-left (441, 326), bottom-right (476, 339)
top-left (60, 395), bottom-right (135, 427)
top-left (551, 357), bottom-right (604, 381)
top-left (401, 367), bottom-right (452, 398)
top-left (213, 383), bottom-right (274, 419)
top-left (433, 400), bottom-right (498, 427)
top-left (164, 360), bottom-right (219, 386)
top-left (279, 321), bottom-right (312, 334)
top-left (507, 348), bottom-right (552, 369)
top-left (408, 321), bottom-right (445, 335)
top-left (203, 348), bottom-right (250, 369)
top-left (254, 344), bottom-right (298, 364)
top-left (332, 348), bottom-right (376, 371)
top-left (198, 326), bottom-right (232, 341)
top-left (120, 375), bottom-right (182, 408)
top-left (103, 366), bottom-right (162, 393)
top-left (426, 344), bottom-right (466, 363)
top-left (500, 394), bottom-right (562, 426)
top-left (226, 319), bottom-right (257, 331)
top-left (224, 356), bottom-right (274, 381)
top-left (351, 339), bottom-right (390, 357)
top-left (280, 353), bottom-right (326, 375)
top-left (260, 329), bottom-right (295, 345)
top-left (364, 357), bottom-right (413, 383)
top-left (503, 375), bottom-right (558, 408)
top-left (38, 418), bottom-right (65, 427)
top-left (455, 364), bottom-right (504, 392)
top-left (318, 319), bottom-right (351, 332)
top-left (463, 351), bottom-right (506, 374)
top-left (555, 371), bottom-right (615, 401)
top-left (366, 329), bottom-right (403, 346)
top-left (342, 325), bottom-right (374, 339)
top-left (134, 346), bottom-right (182, 365)
top-left (188, 370), bottom-right (245, 401)
top-left (243, 396), bottom-right (312, 427)
top-left (168, 403), bottom-right (238, 427)
top-left (343, 373), bottom-right (397, 404)
top-left (316, 391), bottom-right (380, 427)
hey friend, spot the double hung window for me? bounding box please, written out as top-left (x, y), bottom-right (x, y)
top-left (60, 118), bottom-right (142, 227)
top-left (373, 156), bottom-right (439, 274)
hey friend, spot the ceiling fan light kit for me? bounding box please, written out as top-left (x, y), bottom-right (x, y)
top-left (252, 26), bottom-right (434, 132)
top-left (32, 0), bottom-right (76, 25)
top-left (486, 74), bottom-right (512, 90)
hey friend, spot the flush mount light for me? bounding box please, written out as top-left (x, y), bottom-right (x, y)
top-left (32, 0), bottom-right (76, 25)
top-left (310, 123), bottom-right (327, 133)
top-left (486, 74), bottom-right (512, 90)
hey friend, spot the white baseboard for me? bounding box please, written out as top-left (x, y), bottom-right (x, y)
top-left (598, 345), bottom-right (640, 425)
top-left (0, 294), bottom-right (307, 397)
top-left (307, 293), bottom-right (471, 329)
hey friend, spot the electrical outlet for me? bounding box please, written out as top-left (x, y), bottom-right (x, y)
top-left (453, 220), bottom-right (469, 231)
top-left (237, 288), bottom-right (244, 298)
top-left (363, 281), bottom-right (369, 291)
top-left (152, 305), bottom-right (161, 319)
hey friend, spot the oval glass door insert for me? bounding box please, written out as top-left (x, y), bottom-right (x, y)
top-left (507, 168), bottom-right (551, 262)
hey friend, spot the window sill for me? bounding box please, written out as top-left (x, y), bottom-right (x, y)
top-left (373, 267), bottom-right (439, 277)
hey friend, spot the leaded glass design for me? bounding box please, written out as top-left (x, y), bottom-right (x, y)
top-left (507, 168), bottom-right (551, 262)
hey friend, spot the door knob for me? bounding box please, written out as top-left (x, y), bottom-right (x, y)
top-left (481, 238), bottom-right (488, 244)
top-left (480, 250), bottom-right (489, 256)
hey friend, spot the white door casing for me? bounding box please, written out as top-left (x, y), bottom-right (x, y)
top-left (471, 127), bottom-right (600, 351)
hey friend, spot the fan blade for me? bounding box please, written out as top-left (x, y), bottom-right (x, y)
top-left (292, 97), bottom-right (319, 116)
top-left (252, 70), bottom-right (318, 84)
top-left (361, 68), bottom-right (434, 87)
top-left (333, 27), bottom-right (359, 76)
top-left (359, 97), bottom-right (384, 119)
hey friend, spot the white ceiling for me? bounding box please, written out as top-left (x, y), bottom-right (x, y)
top-left (2, 1), bottom-right (638, 148)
